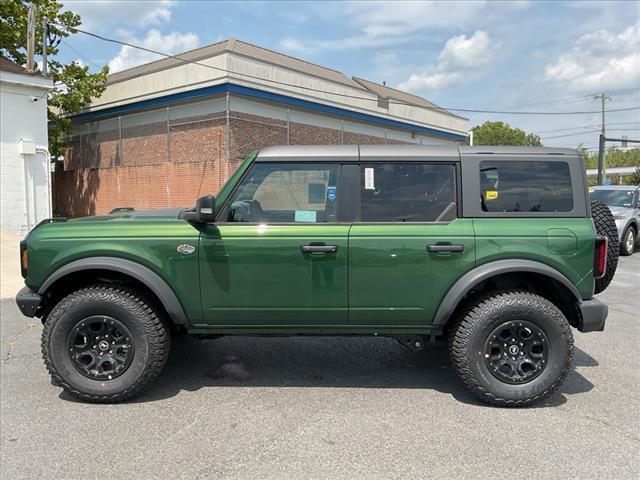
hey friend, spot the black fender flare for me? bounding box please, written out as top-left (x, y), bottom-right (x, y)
top-left (432, 259), bottom-right (582, 326)
top-left (38, 257), bottom-right (188, 325)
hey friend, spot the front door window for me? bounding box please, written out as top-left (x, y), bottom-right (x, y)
top-left (226, 163), bottom-right (340, 223)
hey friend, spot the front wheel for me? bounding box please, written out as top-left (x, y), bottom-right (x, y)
top-left (621, 227), bottom-right (636, 256)
top-left (42, 285), bottom-right (170, 402)
top-left (449, 291), bottom-right (573, 407)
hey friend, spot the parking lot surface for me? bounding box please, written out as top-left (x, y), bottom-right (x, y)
top-left (1, 251), bottom-right (639, 479)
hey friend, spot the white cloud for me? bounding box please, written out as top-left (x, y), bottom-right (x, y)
top-left (66, 0), bottom-right (176, 30)
top-left (108, 29), bottom-right (199, 73)
top-left (438, 31), bottom-right (494, 70)
top-left (279, 1), bottom-right (488, 54)
top-left (350, 1), bottom-right (485, 37)
top-left (544, 21), bottom-right (640, 92)
top-left (279, 1), bottom-right (527, 55)
top-left (398, 31), bottom-right (498, 91)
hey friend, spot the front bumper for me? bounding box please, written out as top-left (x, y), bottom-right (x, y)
top-left (16, 287), bottom-right (42, 318)
top-left (578, 298), bottom-right (608, 332)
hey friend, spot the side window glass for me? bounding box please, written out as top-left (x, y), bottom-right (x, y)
top-left (227, 163), bottom-right (340, 223)
top-left (359, 163), bottom-right (456, 222)
top-left (479, 161), bottom-right (573, 213)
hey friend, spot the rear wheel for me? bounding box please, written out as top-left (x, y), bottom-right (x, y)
top-left (621, 226), bottom-right (636, 256)
top-left (591, 199), bottom-right (619, 294)
top-left (449, 291), bottom-right (573, 407)
top-left (42, 285), bottom-right (170, 403)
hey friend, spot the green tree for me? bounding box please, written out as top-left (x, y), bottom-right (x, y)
top-left (471, 121), bottom-right (542, 147)
top-left (629, 168), bottom-right (640, 185)
top-left (0, 0), bottom-right (108, 159)
top-left (578, 145), bottom-right (640, 169)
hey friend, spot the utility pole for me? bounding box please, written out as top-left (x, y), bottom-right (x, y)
top-left (42, 16), bottom-right (48, 75)
top-left (26, 3), bottom-right (36, 72)
top-left (594, 92), bottom-right (610, 185)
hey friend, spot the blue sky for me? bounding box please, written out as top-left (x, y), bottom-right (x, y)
top-left (62, 1), bottom-right (639, 151)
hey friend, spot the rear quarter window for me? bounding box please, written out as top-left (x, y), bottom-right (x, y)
top-left (479, 161), bottom-right (573, 213)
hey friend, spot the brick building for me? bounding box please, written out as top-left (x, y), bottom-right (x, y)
top-left (57, 39), bottom-right (468, 217)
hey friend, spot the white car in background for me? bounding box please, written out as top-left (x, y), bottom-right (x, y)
top-left (591, 185), bottom-right (640, 256)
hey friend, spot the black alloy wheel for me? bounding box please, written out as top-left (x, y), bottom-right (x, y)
top-left (67, 316), bottom-right (134, 380)
top-left (484, 320), bottom-right (549, 385)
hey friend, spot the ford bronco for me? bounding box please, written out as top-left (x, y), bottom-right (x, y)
top-left (16, 145), bottom-right (618, 406)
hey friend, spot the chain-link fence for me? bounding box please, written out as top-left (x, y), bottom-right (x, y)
top-left (60, 94), bottom-right (436, 215)
top-left (65, 94), bottom-right (428, 173)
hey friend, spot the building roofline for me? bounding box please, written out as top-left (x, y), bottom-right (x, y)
top-left (0, 56), bottom-right (52, 80)
top-left (105, 38), bottom-right (228, 85)
top-left (352, 76), bottom-right (467, 121)
top-left (69, 82), bottom-right (468, 142)
top-left (106, 38), bottom-right (365, 90)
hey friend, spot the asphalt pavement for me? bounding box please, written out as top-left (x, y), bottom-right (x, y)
top-left (1, 249), bottom-right (638, 479)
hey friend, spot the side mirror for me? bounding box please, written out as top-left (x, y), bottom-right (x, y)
top-left (195, 195), bottom-right (216, 223)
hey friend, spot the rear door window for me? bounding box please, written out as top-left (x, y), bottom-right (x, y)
top-left (479, 161), bottom-right (573, 213)
top-left (359, 163), bottom-right (456, 222)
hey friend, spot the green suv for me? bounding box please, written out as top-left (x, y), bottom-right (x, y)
top-left (16, 145), bottom-right (617, 406)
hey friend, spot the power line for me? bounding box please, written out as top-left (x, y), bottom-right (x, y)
top-left (532, 122), bottom-right (640, 134)
top-left (539, 127), bottom-right (638, 139)
top-left (604, 87), bottom-right (640, 95)
top-left (505, 88), bottom-right (640, 110)
top-left (599, 121), bottom-right (640, 126)
top-left (533, 125), bottom-right (600, 134)
top-left (56, 23), bottom-right (640, 117)
top-left (61, 39), bottom-right (103, 69)
top-left (499, 94), bottom-right (592, 110)
top-left (540, 129), bottom-right (600, 140)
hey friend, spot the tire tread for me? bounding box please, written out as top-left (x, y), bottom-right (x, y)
top-left (449, 290), bottom-right (574, 407)
top-left (41, 284), bottom-right (170, 403)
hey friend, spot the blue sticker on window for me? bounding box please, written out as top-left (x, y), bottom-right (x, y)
top-left (295, 210), bottom-right (317, 222)
top-left (327, 186), bottom-right (336, 202)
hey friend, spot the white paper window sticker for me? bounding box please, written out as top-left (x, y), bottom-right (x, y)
top-left (364, 168), bottom-right (375, 190)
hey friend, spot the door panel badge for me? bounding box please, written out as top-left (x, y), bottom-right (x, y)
top-left (177, 244), bottom-right (196, 255)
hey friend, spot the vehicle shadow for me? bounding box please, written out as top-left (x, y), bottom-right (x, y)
top-left (60, 335), bottom-right (597, 407)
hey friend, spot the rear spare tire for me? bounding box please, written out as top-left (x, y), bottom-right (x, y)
top-left (591, 199), bottom-right (619, 294)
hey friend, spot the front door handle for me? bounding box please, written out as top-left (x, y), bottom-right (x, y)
top-left (427, 244), bottom-right (464, 253)
top-left (300, 244), bottom-right (338, 253)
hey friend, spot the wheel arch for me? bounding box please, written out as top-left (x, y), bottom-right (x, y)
top-left (38, 257), bottom-right (189, 326)
top-left (433, 260), bottom-right (582, 327)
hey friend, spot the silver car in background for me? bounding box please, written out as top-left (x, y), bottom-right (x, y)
top-left (591, 185), bottom-right (640, 256)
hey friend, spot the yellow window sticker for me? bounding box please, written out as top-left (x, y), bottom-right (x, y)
top-left (485, 190), bottom-right (499, 201)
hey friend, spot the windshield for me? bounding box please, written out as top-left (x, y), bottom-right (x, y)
top-left (590, 189), bottom-right (636, 207)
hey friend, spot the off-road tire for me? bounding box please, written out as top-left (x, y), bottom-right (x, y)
top-left (620, 226), bottom-right (636, 256)
top-left (591, 199), bottom-right (619, 294)
top-left (42, 285), bottom-right (170, 403)
top-left (449, 291), bottom-right (573, 407)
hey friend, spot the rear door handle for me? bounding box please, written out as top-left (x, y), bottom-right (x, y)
top-left (427, 244), bottom-right (464, 253)
top-left (300, 245), bottom-right (338, 253)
